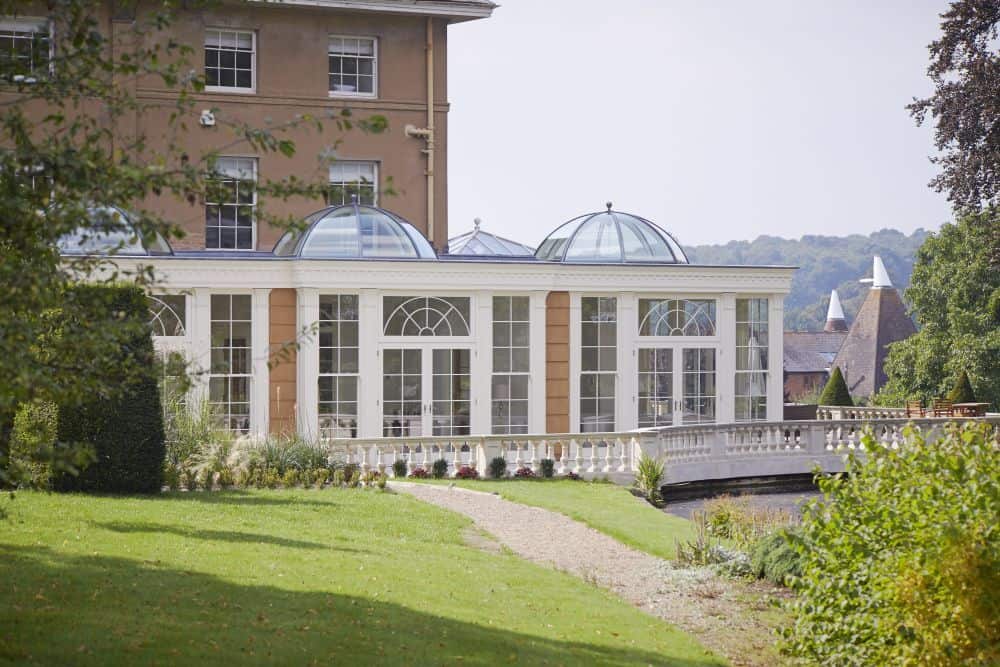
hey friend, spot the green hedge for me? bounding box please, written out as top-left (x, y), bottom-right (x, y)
top-left (54, 285), bottom-right (164, 494)
top-left (819, 366), bottom-right (853, 406)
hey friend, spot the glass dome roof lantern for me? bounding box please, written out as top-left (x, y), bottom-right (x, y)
top-left (273, 202), bottom-right (436, 260)
top-left (535, 203), bottom-right (689, 264)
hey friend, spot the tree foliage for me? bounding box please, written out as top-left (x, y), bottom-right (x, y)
top-left (877, 212), bottom-right (1000, 409)
top-left (908, 0), bottom-right (1000, 214)
top-left (783, 422), bottom-right (1000, 665)
top-left (948, 370), bottom-right (977, 404)
top-left (686, 228), bottom-right (927, 331)
top-left (818, 366), bottom-right (853, 406)
top-left (0, 0), bottom-right (384, 486)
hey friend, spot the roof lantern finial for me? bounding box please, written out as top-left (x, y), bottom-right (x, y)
top-left (474, 217), bottom-right (481, 231)
top-left (606, 201), bottom-right (613, 212)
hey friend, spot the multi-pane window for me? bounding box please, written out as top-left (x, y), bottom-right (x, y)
top-left (149, 295), bottom-right (187, 337)
top-left (492, 296), bottom-right (530, 434)
top-left (209, 294), bottom-right (252, 434)
top-left (432, 349), bottom-right (471, 436)
top-left (318, 295), bottom-right (360, 439)
top-left (205, 29), bottom-right (254, 91)
top-left (638, 298), bottom-right (716, 336)
top-left (205, 157), bottom-right (256, 250)
top-left (682, 349), bottom-right (716, 424)
top-left (0, 18), bottom-right (49, 81)
top-left (637, 349), bottom-right (672, 428)
top-left (328, 161), bottom-right (377, 206)
top-left (382, 348), bottom-right (421, 436)
top-left (383, 296), bottom-right (471, 336)
top-left (329, 36), bottom-right (376, 97)
top-left (580, 296), bottom-right (616, 432)
top-left (736, 298), bottom-right (769, 421)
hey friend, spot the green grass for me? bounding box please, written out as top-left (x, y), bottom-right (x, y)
top-left (0, 490), bottom-right (723, 666)
top-left (419, 479), bottom-right (696, 560)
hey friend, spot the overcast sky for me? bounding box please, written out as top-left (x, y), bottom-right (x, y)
top-left (446, 0), bottom-right (953, 247)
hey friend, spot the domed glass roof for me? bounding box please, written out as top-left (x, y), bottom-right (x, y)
top-left (58, 206), bottom-right (174, 256)
top-left (535, 207), bottom-right (688, 264)
top-left (273, 204), bottom-right (436, 259)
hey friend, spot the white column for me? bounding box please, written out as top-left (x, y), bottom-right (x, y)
top-left (718, 293), bottom-right (737, 424)
top-left (250, 288), bottom-right (271, 439)
top-left (616, 292), bottom-right (637, 432)
top-left (189, 288), bottom-right (212, 408)
top-left (568, 294), bottom-right (581, 433)
top-left (529, 291), bottom-right (547, 434)
top-left (471, 290), bottom-right (492, 435)
top-left (296, 288), bottom-right (320, 440)
top-left (767, 294), bottom-right (785, 421)
top-left (357, 289), bottom-right (380, 438)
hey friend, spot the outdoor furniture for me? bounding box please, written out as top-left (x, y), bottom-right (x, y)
top-left (905, 399), bottom-right (923, 418)
top-left (952, 402), bottom-right (989, 417)
top-left (931, 399), bottom-right (953, 417)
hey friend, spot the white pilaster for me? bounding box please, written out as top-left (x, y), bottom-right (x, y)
top-left (529, 291), bottom-right (547, 434)
top-left (718, 293), bottom-right (737, 423)
top-left (568, 294), bottom-right (581, 433)
top-left (471, 291), bottom-right (493, 435)
top-left (296, 288), bottom-right (320, 439)
top-left (250, 289), bottom-right (271, 439)
top-left (357, 289), bottom-right (380, 438)
top-left (767, 294), bottom-right (785, 421)
top-left (617, 292), bottom-right (637, 431)
top-left (189, 288), bottom-right (212, 408)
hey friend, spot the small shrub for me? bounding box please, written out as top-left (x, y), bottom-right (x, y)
top-left (361, 470), bottom-right (381, 487)
top-left (455, 465), bottom-right (479, 480)
top-left (750, 531), bottom-right (801, 586)
top-left (264, 470), bottom-right (280, 489)
top-left (312, 468), bottom-right (328, 489)
top-left (818, 366), bottom-right (853, 406)
top-left (540, 458), bottom-right (555, 478)
top-left (346, 469), bottom-right (361, 488)
top-left (392, 459), bottom-right (408, 478)
top-left (431, 459), bottom-right (449, 479)
top-left (235, 468), bottom-right (253, 489)
top-left (947, 370), bottom-right (976, 403)
top-left (634, 454), bottom-right (664, 504)
top-left (301, 468), bottom-right (315, 487)
top-left (343, 463), bottom-right (359, 482)
top-left (376, 474), bottom-right (387, 490)
top-left (282, 468), bottom-right (300, 488)
top-left (9, 400), bottom-right (59, 489)
top-left (409, 467), bottom-right (429, 479)
top-left (514, 466), bottom-right (535, 478)
top-left (163, 462), bottom-right (180, 491)
top-left (488, 457), bottom-right (507, 479)
top-left (182, 467), bottom-right (197, 492)
top-left (199, 468), bottom-right (215, 491)
top-left (563, 471), bottom-right (581, 481)
top-left (703, 494), bottom-right (796, 550)
top-left (675, 511), bottom-right (726, 567)
top-left (332, 469), bottom-right (346, 486)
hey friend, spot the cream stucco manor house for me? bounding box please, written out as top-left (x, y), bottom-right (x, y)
top-left (38, 1), bottom-right (795, 448)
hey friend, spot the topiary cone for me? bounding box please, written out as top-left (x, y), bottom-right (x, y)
top-left (947, 370), bottom-right (976, 403)
top-left (819, 366), bottom-right (854, 406)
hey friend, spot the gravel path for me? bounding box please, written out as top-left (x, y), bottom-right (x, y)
top-left (393, 482), bottom-right (787, 666)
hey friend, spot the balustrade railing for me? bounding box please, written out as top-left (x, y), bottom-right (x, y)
top-left (321, 416), bottom-right (996, 479)
top-left (815, 405), bottom-right (907, 420)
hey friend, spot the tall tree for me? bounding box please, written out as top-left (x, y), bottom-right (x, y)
top-left (0, 1), bottom-right (384, 487)
top-left (908, 0), bottom-right (1000, 215)
top-left (878, 213), bottom-right (1000, 408)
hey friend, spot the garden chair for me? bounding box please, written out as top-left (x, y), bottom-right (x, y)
top-left (931, 399), bottom-right (953, 417)
top-left (905, 399), bottom-right (923, 418)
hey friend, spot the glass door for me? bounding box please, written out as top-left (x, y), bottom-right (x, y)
top-left (637, 346), bottom-right (716, 427)
top-left (382, 347), bottom-right (471, 437)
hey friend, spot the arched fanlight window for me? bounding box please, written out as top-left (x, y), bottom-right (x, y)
top-left (149, 295), bottom-right (187, 337)
top-left (383, 296), bottom-right (471, 336)
top-left (638, 299), bottom-right (717, 336)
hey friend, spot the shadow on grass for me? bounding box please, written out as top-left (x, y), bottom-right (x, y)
top-left (0, 544), bottom-right (723, 666)
top-left (155, 489), bottom-right (343, 509)
top-left (93, 521), bottom-right (358, 552)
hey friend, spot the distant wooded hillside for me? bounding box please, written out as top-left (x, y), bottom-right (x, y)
top-left (685, 229), bottom-right (930, 331)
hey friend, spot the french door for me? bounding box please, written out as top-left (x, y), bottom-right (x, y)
top-left (637, 346), bottom-right (717, 427)
top-left (381, 347), bottom-right (471, 437)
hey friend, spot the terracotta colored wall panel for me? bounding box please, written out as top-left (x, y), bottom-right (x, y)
top-left (269, 289), bottom-right (298, 435)
top-left (546, 291), bottom-right (570, 434)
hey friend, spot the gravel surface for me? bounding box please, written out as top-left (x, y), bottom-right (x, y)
top-left (393, 482), bottom-right (788, 666)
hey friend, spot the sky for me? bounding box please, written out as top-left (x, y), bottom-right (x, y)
top-left (446, 0), bottom-right (953, 247)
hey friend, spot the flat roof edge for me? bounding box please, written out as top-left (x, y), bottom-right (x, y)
top-left (251, 0), bottom-right (496, 20)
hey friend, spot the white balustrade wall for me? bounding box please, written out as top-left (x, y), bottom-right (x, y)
top-left (321, 417), bottom-right (998, 484)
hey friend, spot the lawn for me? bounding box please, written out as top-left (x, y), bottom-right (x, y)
top-left (0, 489), bottom-right (724, 666)
top-left (419, 479), bottom-right (696, 560)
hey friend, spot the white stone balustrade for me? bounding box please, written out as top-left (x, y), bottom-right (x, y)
top-left (320, 416), bottom-right (997, 483)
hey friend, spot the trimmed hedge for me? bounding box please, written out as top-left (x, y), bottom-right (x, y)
top-left (819, 366), bottom-right (853, 406)
top-left (54, 285), bottom-right (164, 494)
top-left (947, 370), bottom-right (976, 403)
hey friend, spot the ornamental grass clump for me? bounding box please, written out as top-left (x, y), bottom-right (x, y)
top-left (633, 454), bottom-right (665, 504)
top-left (431, 459), bottom-right (449, 479)
top-left (488, 457), bottom-right (507, 479)
top-left (782, 422), bottom-right (1000, 666)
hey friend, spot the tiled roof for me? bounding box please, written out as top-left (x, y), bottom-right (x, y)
top-left (783, 332), bottom-right (846, 373)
